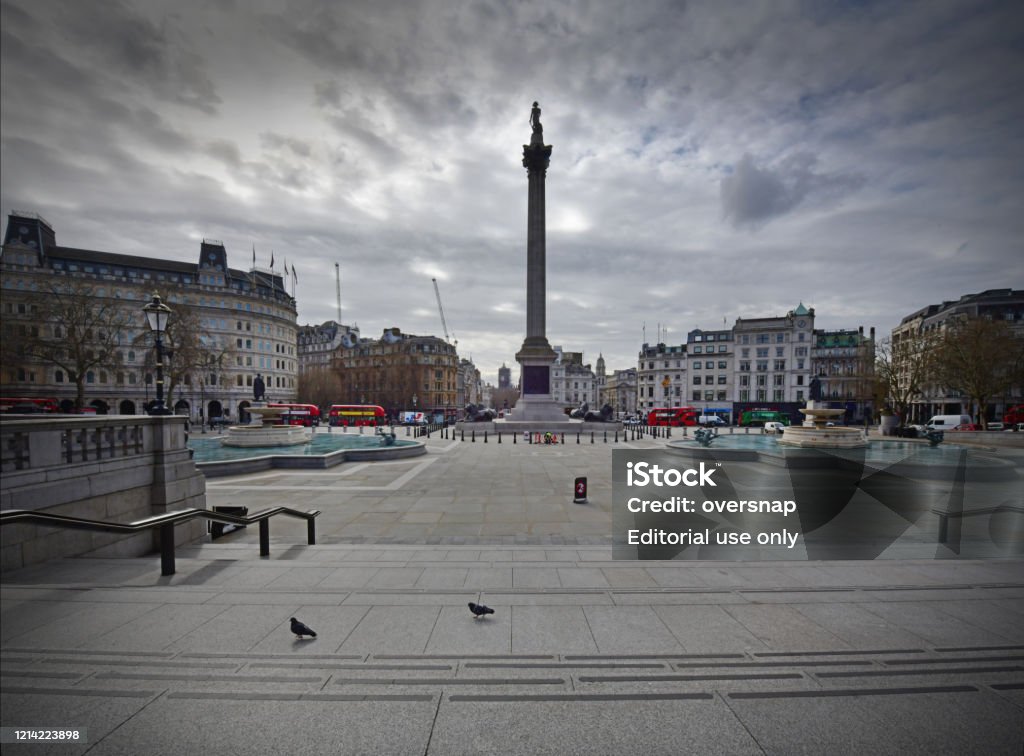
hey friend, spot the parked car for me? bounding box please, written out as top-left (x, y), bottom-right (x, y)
top-left (952, 423), bottom-right (981, 431)
top-left (986, 422), bottom-right (1004, 431)
top-left (763, 421), bottom-right (786, 434)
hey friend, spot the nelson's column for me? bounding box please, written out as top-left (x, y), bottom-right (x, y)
top-left (514, 101), bottom-right (566, 422)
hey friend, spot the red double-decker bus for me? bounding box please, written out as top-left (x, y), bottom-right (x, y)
top-left (0, 397), bottom-right (59, 414)
top-left (646, 406), bottom-right (700, 427)
top-left (268, 403), bottom-right (321, 427)
top-left (328, 404), bottom-right (386, 427)
top-left (1003, 405), bottom-right (1024, 425)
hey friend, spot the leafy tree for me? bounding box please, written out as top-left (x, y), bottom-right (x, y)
top-left (1, 279), bottom-right (133, 409)
top-left (931, 316), bottom-right (1024, 427)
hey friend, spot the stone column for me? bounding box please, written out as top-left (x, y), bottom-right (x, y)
top-left (514, 103), bottom-right (564, 422)
top-left (524, 132), bottom-right (552, 346)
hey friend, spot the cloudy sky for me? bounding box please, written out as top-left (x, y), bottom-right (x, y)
top-left (2, 0), bottom-right (1022, 383)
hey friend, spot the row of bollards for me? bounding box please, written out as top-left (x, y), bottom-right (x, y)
top-left (398, 422), bottom-right (767, 444)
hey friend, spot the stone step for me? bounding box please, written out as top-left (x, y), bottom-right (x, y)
top-left (4, 645), bottom-right (1022, 704)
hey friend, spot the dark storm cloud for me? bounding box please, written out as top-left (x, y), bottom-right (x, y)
top-left (2, 0), bottom-right (1023, 381)
top-left (720, 153), bottom-right (864, 228)
top-left (53, 0), bottom-right (221, 114)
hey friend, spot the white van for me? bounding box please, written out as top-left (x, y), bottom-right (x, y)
top-left (698, 415), bottom-right (725, 426)
top-left (925, 414), bottom-right (971, 431)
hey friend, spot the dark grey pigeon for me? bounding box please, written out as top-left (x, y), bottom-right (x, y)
top-left (468, 602), bottom-right (495, 619)
top-left (290, 617), bottom-right (317, 638)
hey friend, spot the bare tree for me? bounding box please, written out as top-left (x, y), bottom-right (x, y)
top-left (134, 291), bottom-right (226, 410)
top-left (1, 279), bottom-right (133, 409)
top-left (490, 386), bottom-right (521, 412)
top-left (875, 330), bottom-right (939, 422)
top-left (297, 367), bottom-right (344, 414)
top-left (931, 316), bottom-right (1024, 427)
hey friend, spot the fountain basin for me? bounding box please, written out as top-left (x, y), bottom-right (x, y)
top-left (220, 403), bottom-right (312, 447)
top-left (778, 402), bottom-right (867, 448)
top-left (220, 424), bottom-right (312, 447)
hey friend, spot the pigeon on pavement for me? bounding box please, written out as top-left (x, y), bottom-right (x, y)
top-left (290, 617), bottom-right (317, 638)
top-left (468, 602), bottom-right (495, 619)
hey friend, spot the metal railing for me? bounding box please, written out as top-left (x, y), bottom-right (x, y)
top-left (0, 506), bottom-right (320, 576)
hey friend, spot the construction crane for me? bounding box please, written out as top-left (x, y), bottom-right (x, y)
top-left (432, 278), bottom-right (453, 344)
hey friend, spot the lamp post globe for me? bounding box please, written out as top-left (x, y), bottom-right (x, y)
top-left (142, 294), bottom-right (172, 416)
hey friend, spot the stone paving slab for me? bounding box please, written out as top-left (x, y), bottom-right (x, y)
top-left (3, 438), bottom-right (1023, 753)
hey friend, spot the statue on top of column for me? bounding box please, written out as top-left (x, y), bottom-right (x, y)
top-left (530, 101), bottom-right (542, 136)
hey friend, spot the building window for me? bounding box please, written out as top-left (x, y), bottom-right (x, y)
top-left (693, 391), bottom-right (701, 401)
top-left (693, 376), bottom-right (701, 385)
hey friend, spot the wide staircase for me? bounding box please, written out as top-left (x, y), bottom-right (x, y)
top-left (3, 540), bottom-right (1023, 754)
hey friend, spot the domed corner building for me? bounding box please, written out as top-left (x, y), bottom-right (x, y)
top-left (0, 211), bottom-right (298, 421)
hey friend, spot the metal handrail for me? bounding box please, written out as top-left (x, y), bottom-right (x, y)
top-left (1, 506), bottom-right (320, 576)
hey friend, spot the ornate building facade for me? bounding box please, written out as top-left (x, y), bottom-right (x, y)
top-left (330, 327), bottom-right (459, 421)
top-left (1, 211), bottom-right (297, 421)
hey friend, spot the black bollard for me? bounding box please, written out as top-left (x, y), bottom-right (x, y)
top-left (498, 432), bottom-right (501, 443)
top-left (604, 430), bottom-right (608, 443)
top-left (461, 429), bottom-right (465, 441)
top-left (484, 431), bottom-right (488, 443)
top-left (576, 432), bottom-right (580, 444)
top-left (513, 431), bottom-right (517, 444)
top-left (591, 431), bottom-right (594, 444)
top-left (561, 433), bottom-right (565, 444)
top-left (472, 430), bottom-right (476, 442)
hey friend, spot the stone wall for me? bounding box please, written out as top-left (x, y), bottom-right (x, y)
top-left (1, 415), bottom-right (206, 571)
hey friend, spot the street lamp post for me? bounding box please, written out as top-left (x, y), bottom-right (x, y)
top-left (143, 294), bottom-right (172, 416)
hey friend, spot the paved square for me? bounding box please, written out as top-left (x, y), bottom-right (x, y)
top-left (3, 432), bottom-right (1023, 754)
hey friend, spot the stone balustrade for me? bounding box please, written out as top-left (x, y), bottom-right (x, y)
top-left (1, 415), bottom-right (207, 571)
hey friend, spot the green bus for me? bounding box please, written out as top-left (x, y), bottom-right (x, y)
top-left (739, 409), bottom-right (791, 427)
